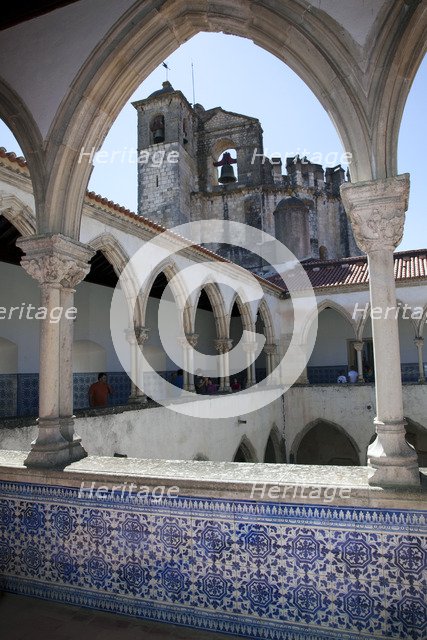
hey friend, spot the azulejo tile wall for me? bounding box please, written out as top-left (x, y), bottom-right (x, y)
top-left (0, 480), bottom-right (425, 639)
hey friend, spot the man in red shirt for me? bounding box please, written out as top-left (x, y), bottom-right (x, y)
top-left (89, 373), bottom-right (113, 407)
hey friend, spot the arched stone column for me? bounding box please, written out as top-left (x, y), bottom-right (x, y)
top-left (16, 234), bottom-right (94, 468)
top-left (353, 341), bottom-right (365, 382)
top-left (341, 174), bottom-right (419, 487)
top-left (414, 337), bottom-right (425, 384)
top-left (214, 338), bottom-right (233, 392)
top-left (242, 339), bottom-right (257, 388)
top-left (264, 343), bottom-right (278, 384)
top-left (177, 333), bottom-right (198, 392)
top-left (127, 326), bottom-right (150, 404)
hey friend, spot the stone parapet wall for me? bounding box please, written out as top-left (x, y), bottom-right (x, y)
top-left (0, 454), bottom-right (425, 640)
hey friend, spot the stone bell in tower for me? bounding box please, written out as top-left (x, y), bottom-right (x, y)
top-left (214, 151), bottom-right (237, 184)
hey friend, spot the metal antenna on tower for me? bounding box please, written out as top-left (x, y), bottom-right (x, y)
top-left (191, 61), bottom-right (196, 105)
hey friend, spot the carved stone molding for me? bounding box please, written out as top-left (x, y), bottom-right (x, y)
top-left (340, 174), bottom-right (409, 252)
top-left (17, 234), bottom-right (94, 289)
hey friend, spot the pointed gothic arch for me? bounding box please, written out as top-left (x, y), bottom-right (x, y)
top-left (87, 233), bottom-right (143, 324)
top-left (233, 435), bottom-right (258, 463)
top-left (291, 419), bottom-right (360, 466)
top-left (0, 193), bottom-right (36, 237)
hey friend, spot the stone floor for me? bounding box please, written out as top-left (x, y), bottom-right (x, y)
top-left (0, 593), bottom-right (235, 640)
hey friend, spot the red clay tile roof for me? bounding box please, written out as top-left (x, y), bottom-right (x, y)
top-left (0, 147), bottom-right (27, 167)
top-left (266, 250), bottom-right (427, 292)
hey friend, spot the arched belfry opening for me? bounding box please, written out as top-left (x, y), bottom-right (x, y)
top-left (150, 113), bottom-right (165, 144)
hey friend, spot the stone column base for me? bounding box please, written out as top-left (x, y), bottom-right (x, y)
top-left (128, 394), bottom-right (147, 405)
top-left (367, 420), bottom-right (420, 487)
top-left (24, 419), bottom-right (87, 469)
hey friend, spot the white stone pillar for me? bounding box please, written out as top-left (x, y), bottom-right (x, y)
top-left (185, 333), bottom-right (198, 391)
top-left (177, 334), bottom-right (198, 392)
top-left (242, 340), bottom-right (257, 388)
top-left (414, 337), bottom-right (425, 384)
top-left (17, 234), bottom-right (94, 468)
top-left (353, 341), bottom-right (365, 382)
top-left (341, 174), bottom-right (419, 487)
top-left (127, 326), bottom-right (149, 403)
top-left (214, 338), bottom-right (232, 392)
top-left (264, 343), bottom-right (278, 384)
top-left (135, 327), bottom-right (150, 400)
top-left (295, 344), bottom-right (309, 384)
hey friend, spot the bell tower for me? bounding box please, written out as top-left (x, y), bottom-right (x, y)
top-left (133, 82), bottom-right (197, 228)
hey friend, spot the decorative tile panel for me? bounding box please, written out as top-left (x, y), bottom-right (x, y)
top-left (0, 374), bottom-right (17, 418)
top-left (17, 373), bottom-right (38, 416)
top-left (0, 481), bottom-right (426, 639)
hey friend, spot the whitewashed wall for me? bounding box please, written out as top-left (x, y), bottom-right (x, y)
top-left (0, 394), bottom-right (284, 463)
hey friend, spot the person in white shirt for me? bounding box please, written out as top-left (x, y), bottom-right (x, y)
top-left (347, 369), bottom-right (358, 383)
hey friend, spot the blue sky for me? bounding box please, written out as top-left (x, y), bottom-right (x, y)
top-left (1, 33), bottom-right (425, 251)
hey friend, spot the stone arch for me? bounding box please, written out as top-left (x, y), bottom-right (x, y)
top-left (72, 339), bottom-right (106, 373)
top-left (87, 233), bottom-right (142, 324)
top-left (291, 419), bottom-right (360, 466)
top-left (356, 297), bottom-right (419, 339)
top-left (263, 425), bottom-right (284, 463)
top-left (209, 138), bottom-right (238, 187)
top-left (355, 302), bottom-right (371, 342)
top-left (35, 0), bottom-right (424, 237)
top-left (233, 435), bottom-right (258, 463)
top-left (140, 258), bottom-right (191, 335)
top-left (404, 418), bottom-right (427, 468)
top-left (256, 298), bottom-right (275, 345)
top-left (274, 197), bottom-right (310, 260)
top-left (192, 282), bottom-right (228, 340)
top-left (0, 193), bottom-right (36, 237)
top-left (374, 3), bottom-right (427, 180)
top-left (228, 291), bottom-right (255, 334)
top-left (149, 113), bottom-right (165, 144)
top-left (303, 299), bottom-right (357, 345)
top-left (0, 80), bottom-right (45, 233)
top-left (416, 303), bottom-right (427, 339)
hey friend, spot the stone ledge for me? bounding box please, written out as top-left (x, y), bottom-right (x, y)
top-left (0, 450), bottom-right (425, 510)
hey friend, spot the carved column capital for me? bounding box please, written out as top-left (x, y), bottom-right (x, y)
top-left (17, 234), bottom-right (94, 289)
top-left (414, 337), bottom-right (424, 348)
top-left (135, 326), bottom-right (150, 346)
top-left (214, 338), bottom-right (233, 354)
top-left (340, 174), bottom-right (409, 252)
top-left (353, 341), bottom-right (364, 352)
top-left (242, 340), bottom-right (258, 354)
top-left (263, 343), bottom-right (277, 355)
top-left (185, 333), bottom-right (198, 349)
top-left (177, 333), bottom-right (198, 350)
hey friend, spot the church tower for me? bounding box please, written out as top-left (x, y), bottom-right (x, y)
top-left (133, 81), bottom-right (197, 227)
top-left (133, 82), bottom-right (360, 269)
